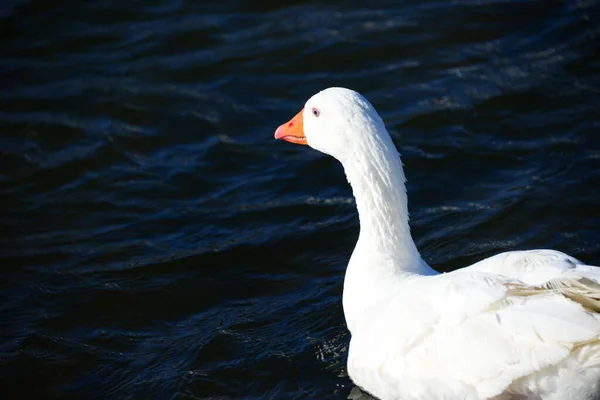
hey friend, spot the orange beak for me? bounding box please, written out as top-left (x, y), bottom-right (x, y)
top-left (274, 109), bottom-right (307, 145)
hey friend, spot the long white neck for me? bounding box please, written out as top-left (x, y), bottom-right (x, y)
top-left (341, 129), bottom-right (428, 272)
top-left (339, 125), bottom-right (437, 332)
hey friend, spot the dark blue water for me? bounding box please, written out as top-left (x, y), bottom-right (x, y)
top-left (1, 0), bottom-right (599, 398)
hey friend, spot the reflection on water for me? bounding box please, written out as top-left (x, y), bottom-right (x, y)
top-left (1, 0), bottom-right (599, 398)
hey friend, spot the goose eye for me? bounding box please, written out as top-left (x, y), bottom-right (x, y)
top-left (312, 108), bottom-right (320, 117)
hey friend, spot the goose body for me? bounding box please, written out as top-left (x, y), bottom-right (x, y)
top-left (274, 87), bottom-right (600, 400)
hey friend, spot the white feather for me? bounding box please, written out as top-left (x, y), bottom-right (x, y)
top-left (280, 87), bottom-right (600, 400)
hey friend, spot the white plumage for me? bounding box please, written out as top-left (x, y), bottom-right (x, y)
top-left (274, 87), bottom-right (600, 400)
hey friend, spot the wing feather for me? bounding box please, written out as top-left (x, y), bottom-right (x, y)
top-left (349, 250), bottom-right (600, 399)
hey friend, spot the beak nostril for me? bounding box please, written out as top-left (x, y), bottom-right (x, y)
top-left (274, 108), bottom-right (306, 145)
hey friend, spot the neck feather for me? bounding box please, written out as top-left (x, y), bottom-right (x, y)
top-left (340, 126), bottom-right (437, 334)
top-left (341, 128), bottom-right (426, 274)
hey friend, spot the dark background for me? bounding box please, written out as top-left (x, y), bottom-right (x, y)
top-left (1, 0), bottom-right (599, 399)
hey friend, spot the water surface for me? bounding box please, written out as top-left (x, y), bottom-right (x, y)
top-left (1, 0), bottom-right (600, 398)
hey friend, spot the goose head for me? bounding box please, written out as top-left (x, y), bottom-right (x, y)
top-left (274, 87), bottom-right (388, 161)
top-left (274, 87), bottom-right (431, 300)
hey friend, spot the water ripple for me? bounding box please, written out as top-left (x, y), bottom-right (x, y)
top-left (1, 0), bottom-right (599, 398)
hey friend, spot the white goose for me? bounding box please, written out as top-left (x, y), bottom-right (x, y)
top-left (274, 87), bottom-right (600, 400)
